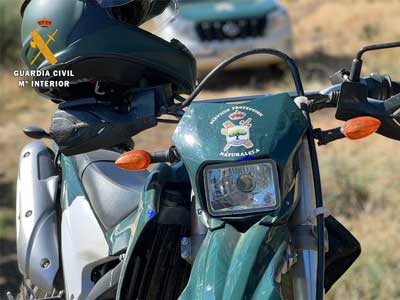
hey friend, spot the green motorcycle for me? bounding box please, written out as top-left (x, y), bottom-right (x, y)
top-left (11, 0), bottom-right (400, 300)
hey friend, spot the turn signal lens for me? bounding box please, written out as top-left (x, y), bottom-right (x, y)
top-left (115, 150), bottom-right (151, 170)
top-left (343, 117), bottom-right (381, 140)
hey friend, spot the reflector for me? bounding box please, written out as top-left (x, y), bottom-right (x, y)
top-left (115, 150), bottom-right (151, 170)
top-left (343, 117), bottom-right (381, 140)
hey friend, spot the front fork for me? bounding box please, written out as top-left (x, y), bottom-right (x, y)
top-left (289, 138), bottom-right (320, 300)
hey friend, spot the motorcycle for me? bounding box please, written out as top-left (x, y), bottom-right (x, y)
top-left (10, 4), bottom-right (400, 298)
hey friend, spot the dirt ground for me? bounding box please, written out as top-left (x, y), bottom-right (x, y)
top-left (1, 0), bottom-right (400, 298)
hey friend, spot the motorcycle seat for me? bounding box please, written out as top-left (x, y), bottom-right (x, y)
top-left (71, 149), bottom-right (149, 230)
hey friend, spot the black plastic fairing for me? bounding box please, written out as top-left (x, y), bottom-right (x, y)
top-left (50, 89), bottom-right (157, 156)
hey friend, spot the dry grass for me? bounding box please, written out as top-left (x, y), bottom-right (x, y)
top-left (311, 113), bottom-right (400, 299)
top-left (0, 72), bottom-right (54, 182)
top-left (1, 0), bottom-right (400, 297)
top-left (282, 0), bottom-right (400, 76)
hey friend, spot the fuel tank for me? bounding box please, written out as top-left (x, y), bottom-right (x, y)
top-left (16, 141), bottom-right (60, 292)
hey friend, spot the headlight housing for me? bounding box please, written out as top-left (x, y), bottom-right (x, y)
top-left (203, 159), bottom-right (280, 217)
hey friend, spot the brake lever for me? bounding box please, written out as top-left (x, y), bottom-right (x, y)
top-left (313, 128), bottom-right (345, 146)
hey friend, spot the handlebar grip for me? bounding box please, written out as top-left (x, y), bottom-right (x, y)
top-left (150, 150), bottom-right (171, 163)
top-left (391, 81), bottom-right (400, 96)
top-left (364, 76), bottom-right (392, 100)
top-left (364, 75), bottom-right (400, 99)
top-left (150, 147), bottom-right (180, 163)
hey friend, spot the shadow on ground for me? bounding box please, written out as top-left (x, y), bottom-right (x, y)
top-left (202, 51), bottom-right (353, 92)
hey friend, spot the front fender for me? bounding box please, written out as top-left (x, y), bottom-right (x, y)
top-left (179, 223), bottom-right (290, 300)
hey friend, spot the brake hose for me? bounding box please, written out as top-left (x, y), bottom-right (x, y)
top-left (181, 48), bottom-right (305, 108)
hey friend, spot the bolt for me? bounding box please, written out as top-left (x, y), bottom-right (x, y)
top-left (40, 258), bottom-right (51, 269)
top-left (25, 210), bottom-right (32, 217)
top-left (23, 152), bottom-right (30, 158)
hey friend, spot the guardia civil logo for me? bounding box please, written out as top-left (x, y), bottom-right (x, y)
top-left (30, 18), bottom-right (58, 66)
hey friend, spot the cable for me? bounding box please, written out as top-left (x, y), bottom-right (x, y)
top-left (302, 104), bottom-right (326, 300)
top-left (181, 48), bottom-right (305, 108)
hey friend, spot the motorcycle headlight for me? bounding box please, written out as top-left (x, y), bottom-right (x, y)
top-left (203, 160), bottom-right (280, 217)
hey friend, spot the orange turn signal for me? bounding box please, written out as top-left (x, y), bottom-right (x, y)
top-left (343, 116), bottom-right (381, 140)
top-left (115, 150), bottom-right (151, 170)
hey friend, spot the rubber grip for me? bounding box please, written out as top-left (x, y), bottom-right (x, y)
top-left (391, 81), bottom-right (400, 96)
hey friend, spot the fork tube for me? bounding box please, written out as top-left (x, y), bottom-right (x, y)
top-left (290, 138), bottom-right (318, 300)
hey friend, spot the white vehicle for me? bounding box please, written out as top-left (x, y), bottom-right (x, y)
top-left (157, 0), bottom-right (293, 72)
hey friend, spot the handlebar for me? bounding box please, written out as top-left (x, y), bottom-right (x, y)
top-left (305, 74), bottom-right (400, 113)
top-left (305, 73), bottom-right (400, 141)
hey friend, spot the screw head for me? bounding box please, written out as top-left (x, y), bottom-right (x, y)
top-left (23, 152), bottom-right (30, 158)
top-left (25, 210), bottom-right (32, 217)
top-left (40, 258), bottom-right (51, 269)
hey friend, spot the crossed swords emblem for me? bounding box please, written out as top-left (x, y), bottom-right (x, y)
top-left (30, 29), bottom-right (58, 65)
top-left (221, 118), bottom-right (254, 152)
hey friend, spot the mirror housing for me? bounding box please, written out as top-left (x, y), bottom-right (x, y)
top-left (23, 126), bottom-right (51, 139)
top-left (350, 41), bottom-right (400, 81)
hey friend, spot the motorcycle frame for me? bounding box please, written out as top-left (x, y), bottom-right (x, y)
top-left (15, 46), bottom-right (332, 299)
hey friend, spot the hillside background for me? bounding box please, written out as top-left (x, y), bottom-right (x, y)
top-left (1, 0), bottom-right (400, 298)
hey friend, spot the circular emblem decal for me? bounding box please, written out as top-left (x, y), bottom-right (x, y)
top-left (210, 106), bottom-right (264, 157)
top-left (222, 22), bottom-right (241, 38)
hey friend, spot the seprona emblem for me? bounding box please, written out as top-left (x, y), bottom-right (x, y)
top-left (209, 106), bottom-right (263, 157)
top-left (221, 110), bottom-right (253, 151)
